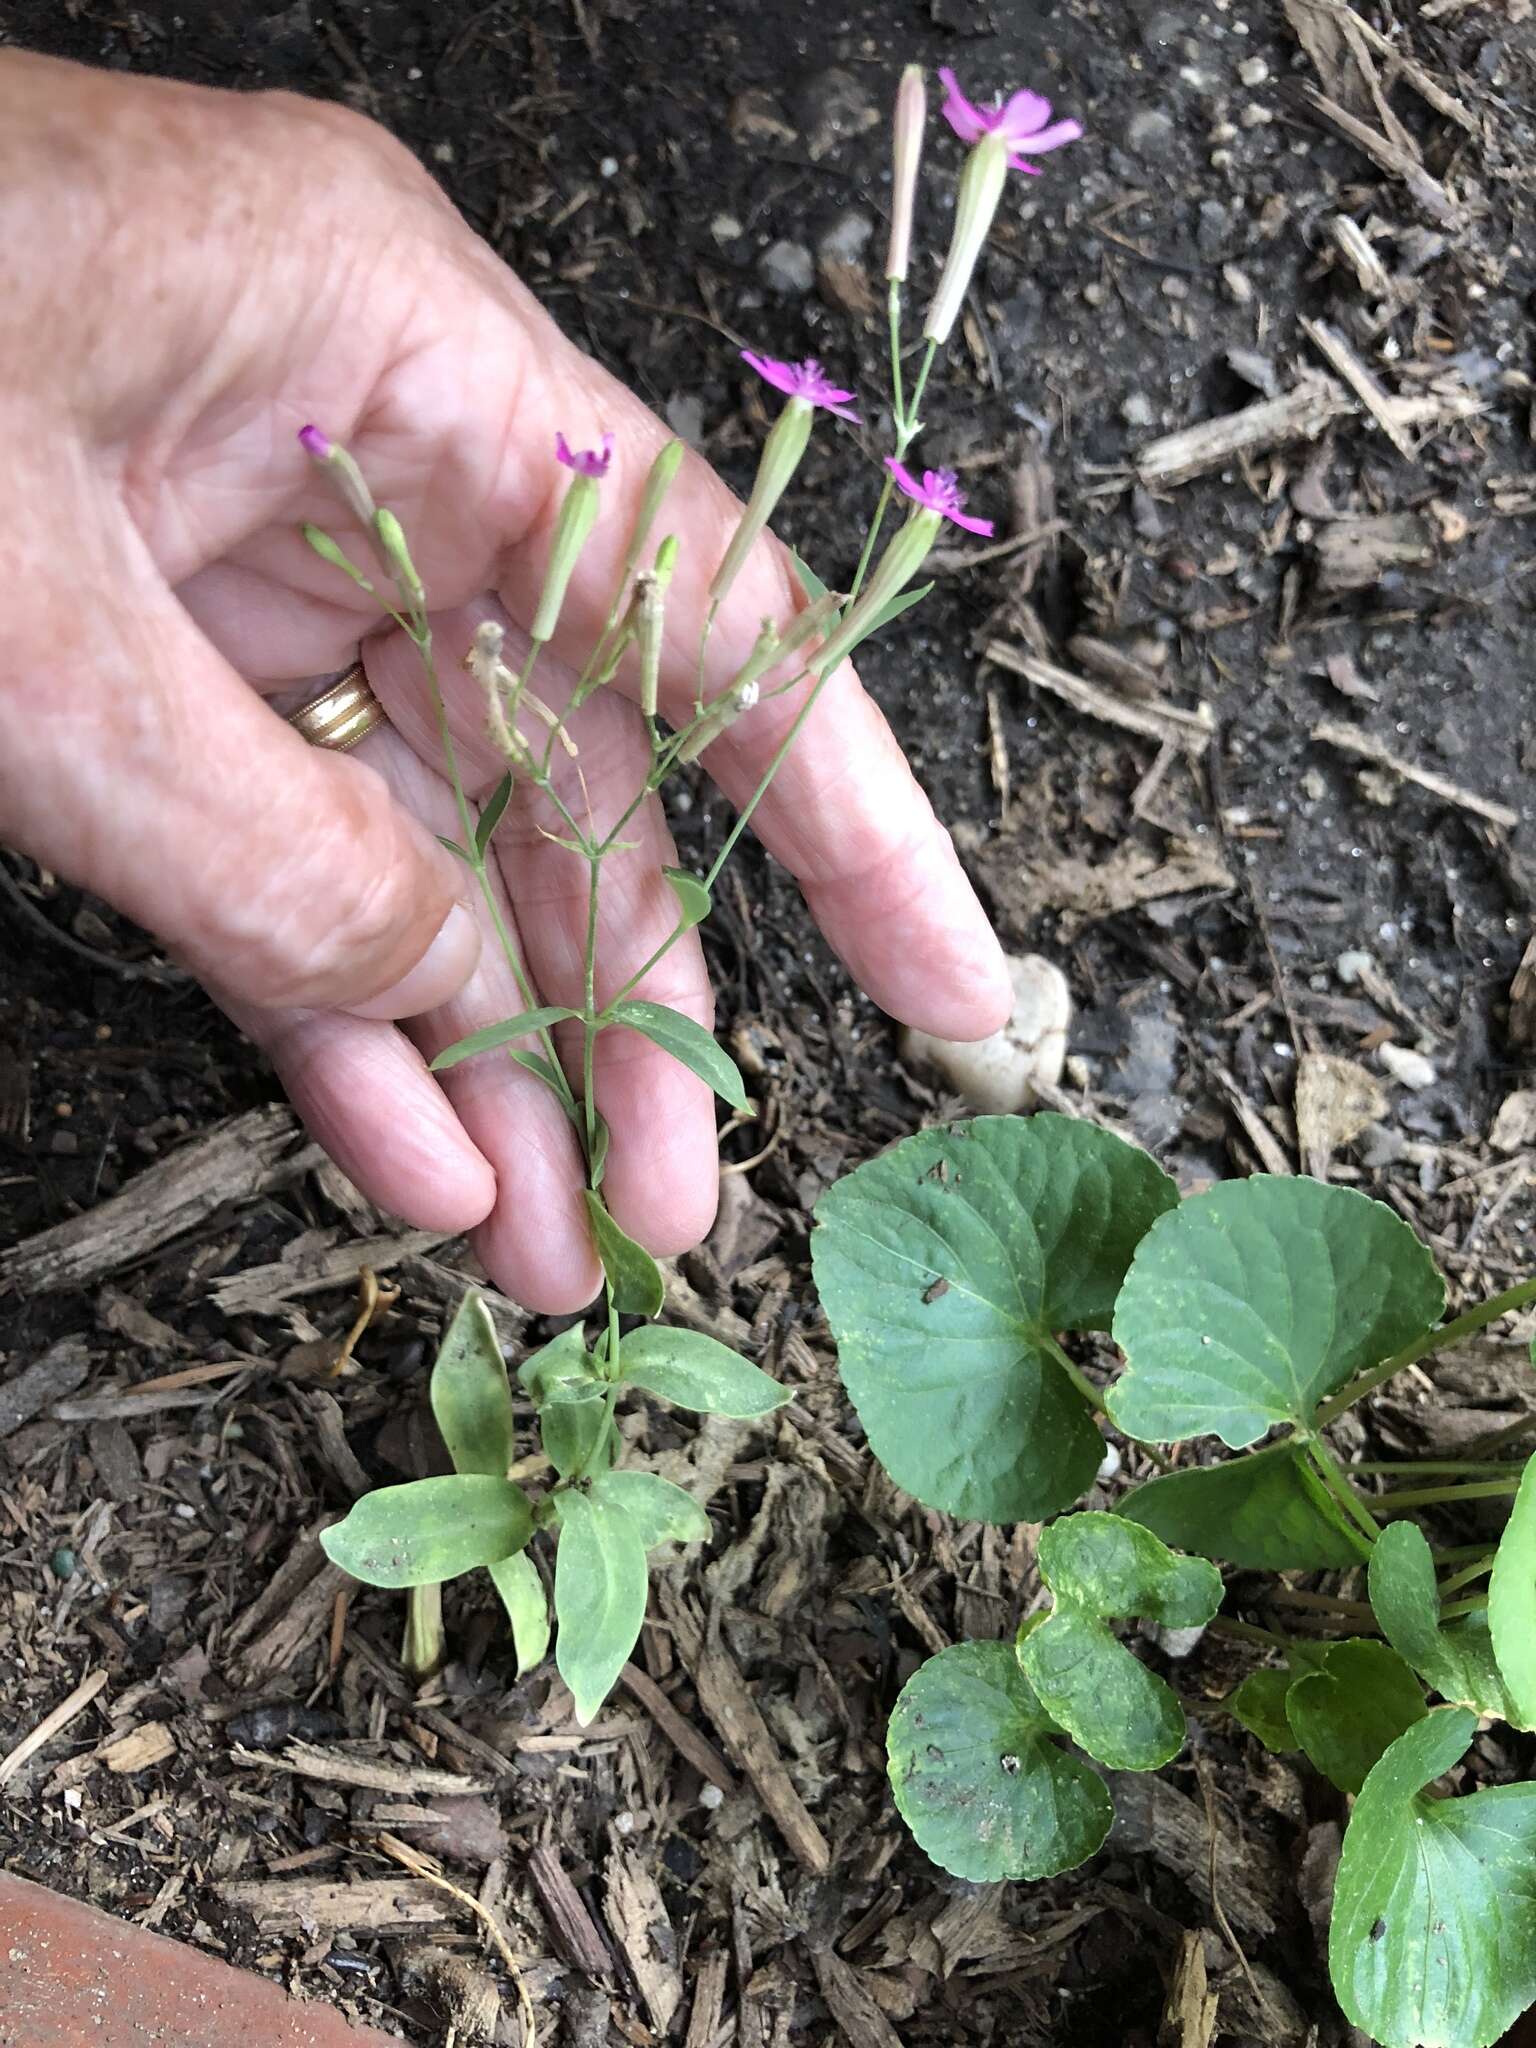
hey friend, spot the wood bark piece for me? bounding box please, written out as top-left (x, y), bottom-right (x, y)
top-left (985, 643), bottom-right (1214, 756)
top-left (1133, 378), bottom-right (1354, 487)
top-left (210, 1226), bottom-right (454, 1315)
top-left (1108, 1771), bottom-right (1279, 1938)
top-left (1300, 84), bottom-right (1462, 225)
top-left (0, 1337), bottom-right (90, 1437)
top-left (811, 1952), bottom-right (905, 2048)
top-left (692, 1636), bottom-right (832, 1876)
top-left (527, 1842), bottom-right (614, 1980)
top-left (605, 1845), bottom-right (684, 2033)
top-left (684, 1953), bottom-right (729, 2048)
top-left (0, 1105), bottom-right (321, 1298)
top-left (231, 1740), bottom-right (492, 1797)
top-left (618, 1662), bottom-right (740, 1797)
top-left (222, 1519), bottom-right (349, 1691)
top-left (0, 1669), bottom-right (108, 1787)
top-left (217, 1876), bottom-right (455, 1932)
top-left (1313, 719), bottom-right (1519, 830)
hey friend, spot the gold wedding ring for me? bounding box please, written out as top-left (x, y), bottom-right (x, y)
top-left (285, 660), bottom-right (388, 752)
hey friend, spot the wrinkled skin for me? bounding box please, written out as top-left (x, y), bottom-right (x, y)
top-left (0, 51), bottom-right (1010, 1310)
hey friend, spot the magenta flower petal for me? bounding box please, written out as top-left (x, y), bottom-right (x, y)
top-left (884, 457), bottom-right (994, 537)
top-left (556, 430), bottom-right (614, 477)
top-left (740, 349), bottom-right (860, 423)
top-left (999, 87), bottom-right (1055, 133)
top-left (937, 67), bottom-right (987, 144)
top-left (298, 423), bottom-right (332, 459)
top-left (938, 67), bottom-right (1083, 166)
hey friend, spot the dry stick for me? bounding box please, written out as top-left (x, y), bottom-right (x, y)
top-left (1313, 718), bottom-right (1519, 832)
top-left (374, 1832), bottom-right (536, 2048)
top-left (0, 1670), bottom-right (107, 1787)
top-left (1196, 1756), bottom-right (1279, 2032)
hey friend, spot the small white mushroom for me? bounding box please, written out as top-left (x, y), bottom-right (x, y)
top-left (900, 953), bottom-right (1071, 1115)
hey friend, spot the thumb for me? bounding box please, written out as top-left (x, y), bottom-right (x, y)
top-left (4, 574), bottom-right (479, 1019)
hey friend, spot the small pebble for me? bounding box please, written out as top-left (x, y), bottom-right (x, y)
top-left (1237, 54), bottom-right (1270, 85)
top-left (699, 1782), bottom-right (725, 1810)
top-left (758, 239), bottom-right (814, 295)
top-left (1335, 948), bottom-right (1375, 986)
top-left (1379, 1044), bottom-right (1437, 1091)
top-left (1095, 1443), bottom-right (1122, 1484)
top-left (1121, 391), bottom-right (1156, 428)
top-left (50, 1548), bottom-right (76, 1581)
top-left (901, 954), bottom-right (1071, 1116)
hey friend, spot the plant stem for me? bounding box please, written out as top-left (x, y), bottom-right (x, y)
top-left (1039, 1335), bottom-right (1172, 1472)
top-left (1267, 1586), bottom-right (1378, 1624)
top-left (1440, 1593), bottom-right (1491, 1622)
top-left (845, 338), bottom-right (938, 611)
top-left (402, 1582), bottom-right (444, 1679)
top-left (1351, 1459), bottom-right (1526, 1475)
top-left (1374, 1477), bottom-right (1523, 1511)
top-left (1314, 1273), bottom-right (1536, 1427)
top-left (1209, 1615), bottom-right (1299, 1654)
top-left (1436, 1555), bottom-right (1495, 1597)
top-left (888, 278), bottom-right (905, 429)
top-left (580, 854), bottom-right (602, 1157)
top-left (1304, 1439), bottom-right (1381, 1544)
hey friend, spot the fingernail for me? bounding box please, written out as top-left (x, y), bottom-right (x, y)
top-left (346, 902), bottom-right (481, 1021)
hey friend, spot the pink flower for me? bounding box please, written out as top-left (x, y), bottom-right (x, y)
top-left (741, 351), bottom-right (861, 424)
top-left (298, 423), bottom-right (333, 459)
top-left (556, 431), bottom-right (615, 477)
top-left (885, 459), bottom-right (994, 537)
top-left (937, 68), bottom-right (1083, 174)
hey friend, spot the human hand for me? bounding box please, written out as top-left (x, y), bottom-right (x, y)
top-left (0, 51), bottom-right (1011, 1310)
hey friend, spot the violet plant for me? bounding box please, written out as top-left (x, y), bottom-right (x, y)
top-left (813, 1113), bottom-right (1536, 2048)
top-left (306, 69), bottom-right (1079, 1725)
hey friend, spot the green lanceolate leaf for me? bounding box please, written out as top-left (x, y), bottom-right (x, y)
top-left (617, 1326), bottom-right (791, 1417)
top-left (321, 1474), bottom-right (533, 1589)
top-left (583, 1191), bottom-right (665, 1318)
top-left (539, 1385), bottom-right (615, 1480)
top-left (1118, 1440), bottom-right (1371, 1570)
top-left (663, 868), bottom-right (712, 929)
top-left (1330, 1708), bottom-right (1536, 2048)
top-left (1369, 1519), bottom-right (1524, 1725)
top-left (791, 551), bottom-right (833, 604)
top-left (488, 1551), bottom-right (549, 1675)
top-left (1108, 1177), bottom-right (1445, 1448)
top-left (475, 772), bottom-right (513, 858)
top-left (838, 581), bottom-right (933, 661)
top-left (1489, 1447), bottom-right (1536, 1726)
top-left (1016, 1514), bottom-right (1223, 1771)
top-left (813, 1116), bottom-right (1178, 1523)
top-left (588, 1111), bottom-right (611, 1189)
top-left (430, 1007), bottom-right (580, 1071)
top-left (518, 1326), bottom-right (595, 1402)
top-left (430, 1292), bottom-right (515, 1478)
top-left (436, 835), bottom-right (475, 865)
top-left (554, 1489), bottom-right (649, 1725)
top-left (607, 1000), bottom-right (748, 1112)
top-left (1286, 1639), bottom-right (1426, 1795)
top-left (589, 1469), bottom-right (710, 1549)
top-left (1228, 1669), bottom-right (1298, 1753)
top-left (887, 1641), bottom-right (1112, 1884)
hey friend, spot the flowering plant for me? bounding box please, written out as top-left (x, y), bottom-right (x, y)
top-left (302, 59), bottom-right (1080, 1725)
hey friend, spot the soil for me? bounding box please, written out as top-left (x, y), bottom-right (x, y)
top-left (2, 2), bottom-right (1535, 2045)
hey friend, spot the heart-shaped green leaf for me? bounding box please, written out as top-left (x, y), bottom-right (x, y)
top-left (1286, 1638), bottom-right (1426, 1795)
top-left (489, 1551), bottom-right (549, 1675)
top-left (1489, 1448), bottom-right (1536, 1726)
top-left (663, 868), bottom-right (712, 929)
top-left (321, 1475), bottom-right (533, 1589)
top-left (1016, 1514), bottom-right (1222, 1771)
top-left (554, 1488), bottom-right (649, 1725)
top-left (813, 1116), bottom-right (1178, 1521)
top-left (589, 1469), bottom-right (710, 1548)
top-left (1118, 1441), bottom-right (1371, 1569)
top-left (1108, 1177), bottom-right (1444, 1447)
top-left (617, 1327), bottom-right (790, 1417)
top-left (887, 1642), bottom-right (1112, 1883)
top-left (584, 1192), bottom-right (665, 1317)
top-left (1227, 1669), bottom-right (1298, 1753)
top-left (430, 1292), bottom-right (515, 1478)
top-left (430, 1007), bottom-right (580, 1071)
top-left (607, 1000), bottom-right (747, 1112)
top-left (1331, 1708), bottom-right (1536, 2048)
top-left (1370, 1519), bottom-right (1525, 1725)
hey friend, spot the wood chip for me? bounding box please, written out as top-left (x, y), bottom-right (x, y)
top-left (210, 1227), bottom-right (454, 1316)
top-left (1313, 719), bottom-right (1519, 830)
top-left (0, 1106), bottom-right (320, 1298)
top-left (231, 1740), bottom-right (492, 1797)
top-left (985, 643), bottom-right (1214, 756)
top-left (605, 1844), bottom-right (683, 2034)
top-left (618, 1663), bottom-right (739, 1797)
top-left (222, 1519), bottom-right (350, 1690)
top-left (217, 1875), bottom-right (455, 1932)
top-left (811, 1951), bottom-right (905, 2048)
top-left (1295, 1053), bottom-right (1388, 1177)
top-left (528, 1842), bottom-right (614, 1979)
top-left (1134, 378), bottom-right (1354, 487)
top-left (0, 1670), bottom-right (108, 1787)
top-left (691, 1635), bottom-right (831, 1876)
top-left (99, 1721), bottom-right (177, 1775)
top-left (684, 1953), bottom-right (729, 2048)
top-left (0, 1337), bottom-right (91, 1438)
top-left (1161, 1928), bottom-right (1220, 2048)
top-left (1300, 85), bottom-right (1462, 226)
top-left (1301, 318), bottom-right (1477, 459)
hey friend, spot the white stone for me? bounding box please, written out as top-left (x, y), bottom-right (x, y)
top-left (1379, 1043), bottom-right (1437, 1091)
top-left (900, 954), bottom-right (1071, 1115)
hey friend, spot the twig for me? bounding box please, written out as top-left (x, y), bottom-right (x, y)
top-left (1299, 85), bottom-right (1462, 226)
top-left (1134, 378), bottom-right (1354, 487)
top-left (374, 1832), bottom-right (536, 2048)
top-left (1312, 719), bottom-right (1519, 831)
top-left (0, 857), bottom-right (186, 986)
top-left (984, 643), bottom-right (1213, 755)
top-left (928, 518), bottom-right (1068, 574)
top-left (0, 1670), bottom-right (108, 1787)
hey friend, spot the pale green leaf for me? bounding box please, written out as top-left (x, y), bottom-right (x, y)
top-left (589, 1469), bottom-right (710, 1549)
top-left (663, 868), bottom-right (712, 929)
top-left (617, 1327), bottom-right (790, 1417)
top-left (518, 1326), bottom-right (594, 1402)
top-left (791, 552), bottom-right (832, 603)
top-left (887, 1642), bottom-right (1112, 1884)
top-left (583, 1192), bottom-right (665, 1317)
top-left (1330, 1708), bottom-right (1536, 2048)
top-left (540, 1386), bottom-right (615, 1481)
top-left (1228, 1669), bottom-right (1297, 1753)
top-left (1118, 1440), bottom-right (1370, 1569)
top-left (488, 1551), bottom-right (549, 1675)
top-left (430, 1007), bottom-right (579, 1071)
top-left (1369, 1519), bottom-right (1524, 1724)
top-left (554, 1490), bottom-right (649, 1725)
top-left (838, 581), bottom-right (933, 659)
top-left (813, 1115), bottom-right (1178, 1522)
top-left (430, 1292), bottom-right (515, 1478)
top-left (607, 1000), bottom-right (748, 1112)
top-left (1286, 1639), bottom-right (1426, 1795)
top-left (1108, 1177), bottom-right (1445, 1447)
top-left (1489, 1447), bottom-right (1536, 1725)
top-left (321, 1475), bottom-right (533, 1589)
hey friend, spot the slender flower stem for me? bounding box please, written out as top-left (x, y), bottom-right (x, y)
top-left (580, 855), bottom-right (602, 1156)
top-left (1436, 1554), bottom-right (1495, 1597)
top-left (1304, 1439), bottom-right (1381, 1544)
top-left (846, 339), bottom-right (939, 610)
top-left (1351, 1459), bottom-right (1526, 1476)
top-left (1039, 1334), bottom-right (1172, 1471)
top-left (1440, 1593), bottom-right (1491, 1621)
top-left (1314, 1274), bottom-right (1536, 1427)
top-left (1209, 1615), bottom-right (1300, 1655)
top-left (1374, 1477), bottom-right (1523, 1512)
top-left (888, 279), bottom-right (906, 428)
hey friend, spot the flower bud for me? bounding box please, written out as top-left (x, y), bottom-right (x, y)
top-left (635, 538), bottom-right (677, 719)
top-left (676, 678), bottom-right (760, 764)
top-left (730, 589), bottom-right (843, 694)
top-left (374, 508), bottom-right (425, 613)
top-left (298, 424), bottom-right (378, 534)
top-left (620, 441), bottom-right (685, 595)
top-left (887, 66), bottom-right (927, 283)
top-left (531, 470), bottom-right (601, 645)
top-left (923, 131), bottom-right (1009, 345)
top-left (708, 397), bottom-right (814, 608)
top-left (814, 508), bottom-right (942, 674)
